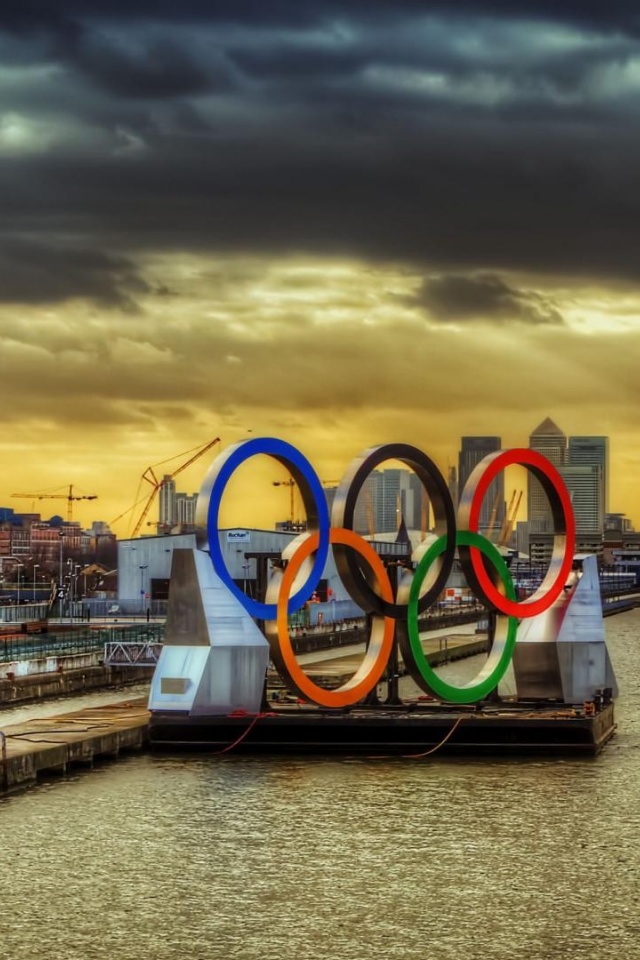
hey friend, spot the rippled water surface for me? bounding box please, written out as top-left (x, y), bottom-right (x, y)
top-left (1, 611), bottom-right (640, 960)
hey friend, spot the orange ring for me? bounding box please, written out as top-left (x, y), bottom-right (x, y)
top-left (274, 528), bottom-right (395, 707)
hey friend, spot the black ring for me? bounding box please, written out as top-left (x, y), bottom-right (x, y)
top-left (331, 443), bottom-right (457, 618)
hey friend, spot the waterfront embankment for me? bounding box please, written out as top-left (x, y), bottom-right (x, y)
top-left (0, 698), bottom-right (149, 795)
top-left (0, 658), bottom-right (154, 707)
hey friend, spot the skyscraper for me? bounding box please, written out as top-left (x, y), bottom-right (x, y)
top-left (569, 436), bottom-right (608, 518)
top-left (528, 418), bottom-right (567, 533)
top-left (458, 436), bottom-right (504, 531)
top-left (352, 469), bottom-right (428, 536)
top-left (528, 420), bottom-right (608, 541)
top-left (175, 492), bottom-right (198, 526)
top-left (158, 475), bottom-right (177, 527)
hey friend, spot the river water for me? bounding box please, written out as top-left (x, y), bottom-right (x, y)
top-left (1, 610), bottom-right (639, 960)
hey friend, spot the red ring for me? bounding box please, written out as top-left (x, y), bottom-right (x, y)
top-left (462, 448), bottom-right (575, 618)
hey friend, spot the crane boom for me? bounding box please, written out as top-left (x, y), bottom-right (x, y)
top-left (500, 490), bottom-right (523, 547)
top-left (486, 488), bottom-right (502, 540)
top-left (497, 490), bottom-right (517, 544)
top-left (11, 484), bottom-right (98, 522)
top-left (126, 437), bottom-right (221, 538)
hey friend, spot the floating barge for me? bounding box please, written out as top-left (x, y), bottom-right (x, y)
top-left (149, 699), bottom-right (616, 758)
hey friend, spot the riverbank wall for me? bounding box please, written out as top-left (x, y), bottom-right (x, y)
top-left (0, 655), bottom-right (153, 707)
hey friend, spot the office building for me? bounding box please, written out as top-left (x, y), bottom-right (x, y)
top-left (458, 436), bottom-right (504, 531)
top-left (528, 418), bottom-right (567, 533)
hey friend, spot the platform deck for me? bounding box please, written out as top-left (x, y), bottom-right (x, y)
top-left (149, 701), bottom-right (616, 758)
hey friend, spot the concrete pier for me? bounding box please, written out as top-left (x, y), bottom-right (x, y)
top-left (0, 699), bottom-right (149, 795)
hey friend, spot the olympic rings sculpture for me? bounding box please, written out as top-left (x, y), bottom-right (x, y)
top-left (196, 437), bottom-right (576, 706)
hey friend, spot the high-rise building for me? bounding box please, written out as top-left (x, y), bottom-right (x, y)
top-left (528, 420), bottom-right (609, 545)
top-left (158, 478), bottom-right (198, 528)
top-left (175, 493), bottom-right (198, 526)
top-left (561, 465), bottom-right (603, 535)
top-left (458, 436), bottom-right (504, 531)
top-left (351, 469), bottom-right (427, 536)
top-left (528, 418), bottom-right (567, 533)
top-left (377, 469), bottom-right (402, 533)
top-left (569, 436), bottom-right (608, 516)
top-left (158, 476), bottom-right (177, 526)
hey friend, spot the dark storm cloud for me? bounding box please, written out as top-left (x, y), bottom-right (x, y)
top-left (73, 36), bottom-right (217, 100)
top-left (417, 274), bottom-right (564, 325)
top-left (4, 2), bottom-right (640, 31)
top-left (0, 240), bottom-right (148, 307)
top-left (1, 2), bottom-right (640, 301)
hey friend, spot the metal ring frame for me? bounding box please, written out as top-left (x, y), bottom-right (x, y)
top-left (198, 438), bottom-right (576, 705)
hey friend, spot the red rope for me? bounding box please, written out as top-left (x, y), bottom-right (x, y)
top-left (401, 716), bottom-right (465, 759)
top-left (214, 712), bottom-right (276, 755)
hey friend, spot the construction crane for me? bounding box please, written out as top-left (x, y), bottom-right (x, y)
top-left (11, 484), bottom-right (97, 522)
top-left (112, 437), bottom-right (221, 538)
top-left (497, 490), bottom-right (517, 545)
top-left (498, 490), bottom-right (523, 547)
top-left (273, 478), bottom-right (296, 524)
top-left (486, 489), bottom-right (503, 541)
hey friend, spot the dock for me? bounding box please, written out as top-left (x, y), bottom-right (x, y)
top-left (0, 699), bottom-right (149, 795)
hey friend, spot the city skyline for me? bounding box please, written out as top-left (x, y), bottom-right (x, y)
top-left (0, 417), bottom-right (633, 538)
top-left (0, 4), bottom-right (639, 531)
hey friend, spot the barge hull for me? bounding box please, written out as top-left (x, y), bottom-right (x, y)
top-left (149, 702), bottom-right (616, 758)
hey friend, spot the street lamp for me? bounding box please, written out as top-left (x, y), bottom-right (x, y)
top-left (16, 563), bottom-right (24, 604)
top-left (33, 564), bottom-right (39, 602)
top-left (58, 531), bottom-right (65, 584)
top-left (67, 558), bottom-right (77, 620)
top-left (139, 565), bottom-right (148, 614)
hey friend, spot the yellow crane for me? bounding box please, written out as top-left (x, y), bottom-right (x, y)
top-left (112, 437), bottom-right (221, 538)
top-left (497, 490), bottom-right (517, 545)
top-left (11, 484), bottom-right (97, 522)
top-left (498, 490), bottom-right (523, 547)
top-left (486, 489), bottom-right (502, 541)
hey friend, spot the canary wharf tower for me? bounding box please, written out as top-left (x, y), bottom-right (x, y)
top-left (528, 418), bottom-right (567, 533)
top-left (529, 419), bottom-right (607, 537)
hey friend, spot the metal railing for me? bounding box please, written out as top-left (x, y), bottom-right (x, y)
top-left (103, 641), bottom-right (162, 667)
top-left (0, 624), bottom-right (165, 665)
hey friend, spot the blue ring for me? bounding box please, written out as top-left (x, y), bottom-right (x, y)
top-left (201, 437), bottom-right (330, 619)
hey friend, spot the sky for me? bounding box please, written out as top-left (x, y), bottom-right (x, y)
top-left (0, 1), bottom-right (639, 534)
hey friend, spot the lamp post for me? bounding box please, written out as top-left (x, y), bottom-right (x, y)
top-left (139, 565), bottom-right (148, 614)
top-left (58, 531), bottom-right (65, 585)
top-left (33, 564), bottom-right (39, 603)
top-left (16, 563), bottom-right (23, 604)
top-left (67, 558), bottom-right (76, 620)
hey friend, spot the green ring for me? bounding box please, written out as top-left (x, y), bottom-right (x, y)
top-left (407, 531), bottom-right (518, 704)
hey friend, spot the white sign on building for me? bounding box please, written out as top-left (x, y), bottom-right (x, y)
top-left (226, 530), bottom-right (251, 543)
